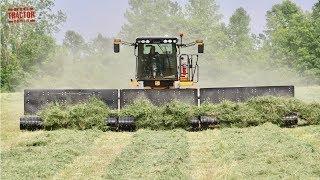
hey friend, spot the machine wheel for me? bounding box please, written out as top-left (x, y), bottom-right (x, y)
top-left (200, 116), bottom-right (219, 128)
top-left (20, 115), bottom-right (43, 130)
top-left (106, 117), bottom-right (118, 131)
top-left (282, 113), bottom-right (298, 127)
top-left (190, 117), bottom-right (201, 130)
top-left (106, 117), bottom-right (118, 126)
top-left (118, 116), bottom-right (135, 131)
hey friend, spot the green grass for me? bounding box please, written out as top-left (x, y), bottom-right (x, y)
top-left (0, 93), bottom-right (23, 143)
top-left (54, 132), bottom-right (133, 179)
top-left (1, 130), bottom-right (102, 179)
top-left (104, 129), bottom-right (189, 179)
top-left (1, 86), bottom-right (320, 179)
top-left (188, 124), bottom-right (320, 179)
top-left (120, 100), bottom-right (195, 130)
top-left (39, 94), bottom-right (320, 131)
top-left (39, 97), bottom-right (110, 130)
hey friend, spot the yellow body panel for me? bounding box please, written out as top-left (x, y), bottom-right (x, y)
top-left (179, 81), bottom-right (194, 87)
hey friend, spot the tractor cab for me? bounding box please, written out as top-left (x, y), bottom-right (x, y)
top-left (113, 35), bottom-right (204, 88)
top-left (135, 37), bottom-right (178, 83)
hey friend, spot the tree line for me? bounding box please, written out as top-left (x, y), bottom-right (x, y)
top-left (1, 0), bottom-right (319, 92)
top-left (121, 0), bottom-right (320, 83)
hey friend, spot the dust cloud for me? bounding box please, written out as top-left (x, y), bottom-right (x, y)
top-left (20, 47), bottom-right (135, 90)
top-left (19, 35), bottom-right (316, 90)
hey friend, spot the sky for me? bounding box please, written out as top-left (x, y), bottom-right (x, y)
top-left (53, 0), bottom-right (317, 43)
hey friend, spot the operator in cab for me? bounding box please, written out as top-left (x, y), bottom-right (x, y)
top-left (148, 45), bottom-right (163, 78)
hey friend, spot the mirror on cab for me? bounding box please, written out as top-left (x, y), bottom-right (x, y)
top-left (196, 40), bottom-right (204, 53)
top-left (198, 43), bottom-right (204, 53)
top-left (113, 39), bottom-right (121, 53)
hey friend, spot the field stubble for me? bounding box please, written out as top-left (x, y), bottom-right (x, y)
top-left (0, 87), bottom-right (320, 179)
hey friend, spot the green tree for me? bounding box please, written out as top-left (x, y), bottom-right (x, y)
top-left (63, 30), bottom-right (86, 58)
top-left (266, 0), bottom-right (302, 34)
top-left (265, 0), bottom-right (320, 81)
top-left (226, 7), bottom-right (253, 62)
top-left (90, 33), bottom-right (112, 57)
top-left (265, 1), bottom-right (302, 65)
top-left (121, 0), bottom-right (184, 41)
top-left (0, 0), bottom-right (66, 91)
top-left (309, 2), bottom-right (320, 78)
top-left (265, 0), bottom-right (305, 68)
top-left (185, 0), bottom-right (221, 38)
top-left (185, 0), bottom-right (229, 60)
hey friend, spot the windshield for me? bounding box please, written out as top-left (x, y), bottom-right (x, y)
top-left (140, 43), bottom-right (175, 55)
top-left (136, 43), bottom-right (177, 80)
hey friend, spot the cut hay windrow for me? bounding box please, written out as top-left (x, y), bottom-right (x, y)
top-left (103, 130), bottom-right (189, 179)
top-left (0, 130), bottom-right (102, 179)
top-left (197, 96), bottom-right (320, 127)
top-left (187, 123), bottom-right (320, 178)
top-left (119, 100), bottom-right (195, 130)
top-left (55, 132), bottom-right (133, 179)
top-left (39, 97), bottom-right (111, 131)
top-left (38, 96), bottom-right (320, 131)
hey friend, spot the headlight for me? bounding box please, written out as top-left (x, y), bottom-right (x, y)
top-left (168, 39), bottom-right (172, 43)
top-left (163, 40), bottom-right (168, 43)
top-left (141, 40), bottom-right (146, 43)
top-left (146, 40), bottom-right (150, 43)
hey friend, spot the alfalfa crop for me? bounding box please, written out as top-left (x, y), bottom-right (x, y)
top-left (196, 101), bottom-right (261, 127)
top-left (198, 96), bottom-right (320, 127)
top-left (119, 99), bottom-right (195, 130)
top-left (39, 97), bottom-right (110, 130)
top-left (39, 96), bottom-right (319, 131)
top-left (247, 96), bottom-right (320, 125)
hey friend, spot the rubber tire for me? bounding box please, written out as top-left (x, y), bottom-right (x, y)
top-left (106, 117), bottom-right (118, 126)
top-left (118, 116), bottom-right (135, 131)
top-left (190, 117), bottom-right (201, 130)
top-left (200, 116), bottom-right (219, 126)
top-left (20, 115), bottom-right (43, 130)
top-left (283, 115), bottom-right (298, 127)
top-left (106, 117), bottom-right (118, 131)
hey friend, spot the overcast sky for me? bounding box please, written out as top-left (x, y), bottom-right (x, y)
top-left (53, 0), bottom-right (317, 42)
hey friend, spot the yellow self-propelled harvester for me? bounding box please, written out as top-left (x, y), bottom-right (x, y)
top-left (20, 34), bottom-right (294, 130)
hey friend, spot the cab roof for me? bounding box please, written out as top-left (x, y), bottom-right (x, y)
top-left (136, 37), bottom-right (178, 43)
